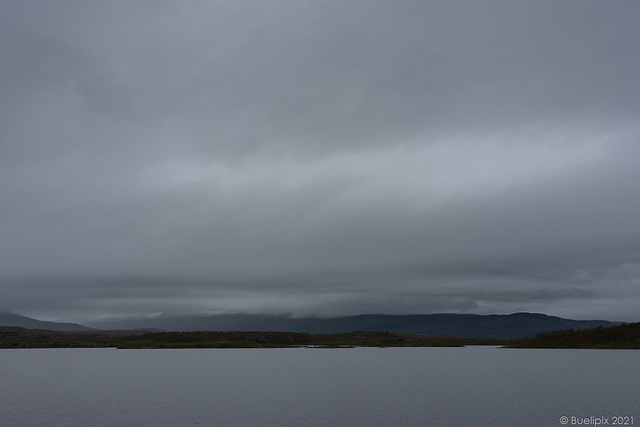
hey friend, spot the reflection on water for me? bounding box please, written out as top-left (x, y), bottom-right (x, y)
top-left (0, 347), bottom-right (637, 426)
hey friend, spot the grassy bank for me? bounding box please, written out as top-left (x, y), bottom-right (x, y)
top-left (505, 322), bottom-right (640, 349)
top-left (0, 327), bottom-right (510, 349)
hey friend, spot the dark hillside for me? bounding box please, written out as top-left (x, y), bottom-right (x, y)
top-left (87, 312), bottom-right (619, 338)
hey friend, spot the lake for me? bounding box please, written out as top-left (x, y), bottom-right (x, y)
top-left (0, 347), bottom-right (637, 426)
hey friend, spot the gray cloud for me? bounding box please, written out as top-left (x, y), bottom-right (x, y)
top-left (1, 1), bottom-right (639, 323)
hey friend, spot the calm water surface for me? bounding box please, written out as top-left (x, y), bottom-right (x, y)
top-left (0, 347), bottom-right (637, 426)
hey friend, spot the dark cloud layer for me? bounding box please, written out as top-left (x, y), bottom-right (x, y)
top-left (1, 1), bottom-right (639, 322)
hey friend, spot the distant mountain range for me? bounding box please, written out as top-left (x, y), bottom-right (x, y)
top-left (0, 311), bottom-right (622, 338)
top-left (85, 312), bottom-right (622, 338)
top-left (0, 311), bottom-right (92, 331)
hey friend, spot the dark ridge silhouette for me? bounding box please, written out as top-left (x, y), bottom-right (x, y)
top-left (86, 312), bottom-right (621, 338)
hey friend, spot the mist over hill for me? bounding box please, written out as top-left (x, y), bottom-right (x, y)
top-left (0, 311), bottom-right (92, 331)
top-left (0, 311), bottom-right (621, 338)
top-left (85, 312), bottom-right (619, 338)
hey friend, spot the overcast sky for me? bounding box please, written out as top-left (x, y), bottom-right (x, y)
top-left (1, 1), bottom-right (639, 323)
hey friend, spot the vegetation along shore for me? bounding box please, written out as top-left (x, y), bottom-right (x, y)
top-left (1, 322), bottom-right (638, 349)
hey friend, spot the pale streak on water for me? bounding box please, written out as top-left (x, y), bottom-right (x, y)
top-left (0, 347), bottom-right (638, 426)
